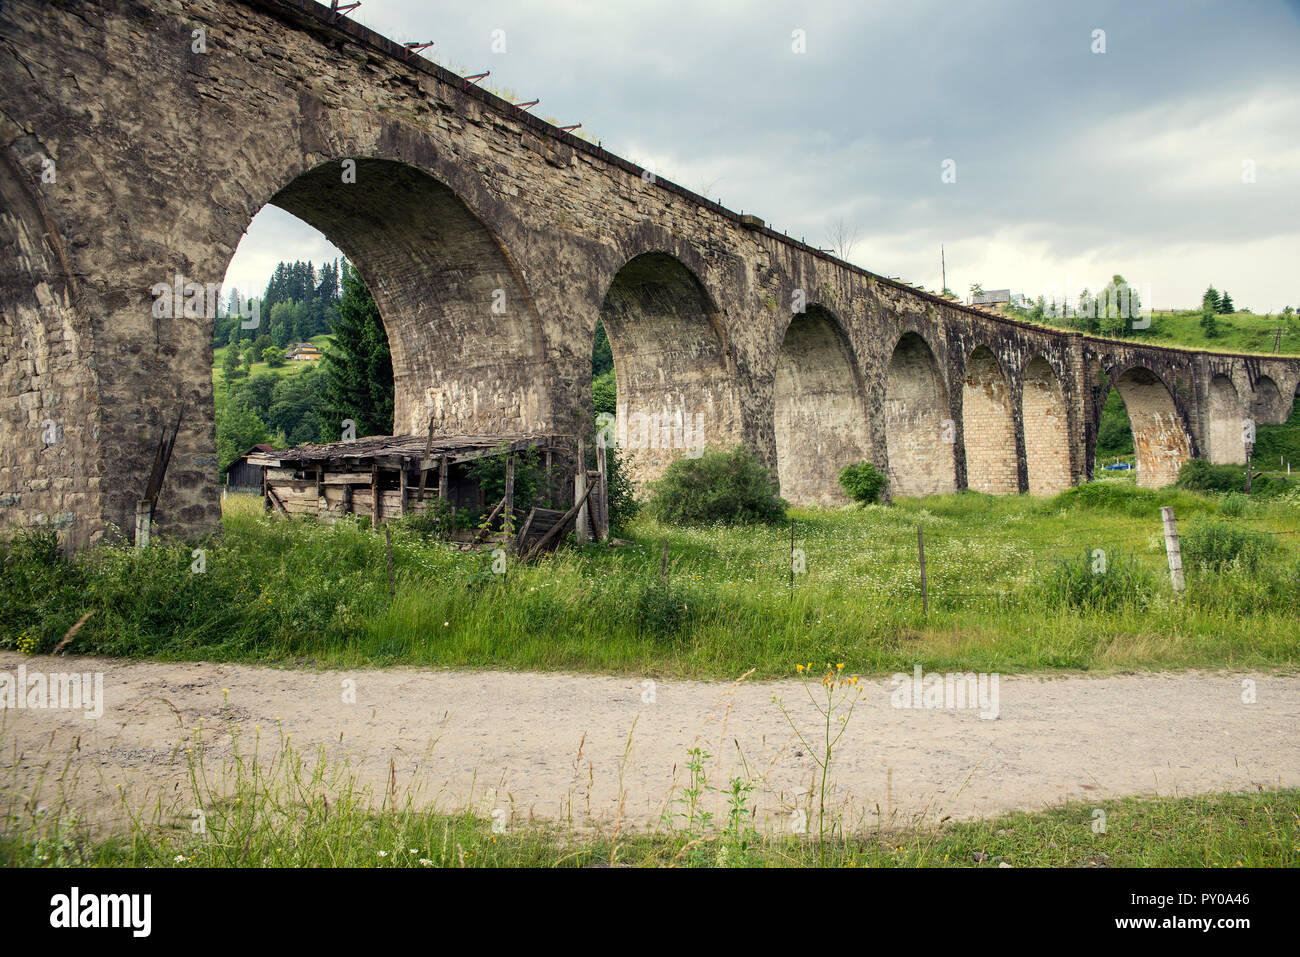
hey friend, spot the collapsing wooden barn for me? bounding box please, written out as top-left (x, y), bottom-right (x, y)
top-left (245, 433), bottom-right (611, 556)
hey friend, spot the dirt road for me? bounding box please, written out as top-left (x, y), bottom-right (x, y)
top-left (2, 651), bottom-right (1296, 835)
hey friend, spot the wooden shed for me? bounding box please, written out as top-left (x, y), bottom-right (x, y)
top-left (246, 432), bottom-right (610, 556)
top-left (225, 443), bottom-right (276, 492)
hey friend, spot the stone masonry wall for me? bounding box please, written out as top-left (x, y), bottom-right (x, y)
top-left (2, 0), bottom-right (1298, 546)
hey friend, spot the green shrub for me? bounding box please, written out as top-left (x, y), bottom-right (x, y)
top-left (1181, 518), bottom-right (1274, 573)
top-left (0, 528), bottom-right (86, 651)
top-left (1219, 492), bottom-right (1248, 518)
top-left (1050, 479), bottom-right (1211, 519)
top-left (1177, 458), bottom-right (1242, 493)
top-left (603, 443), bottom-right (640, 535)
top-left (647, 446), bottom-right (786, 526)
top-left (1040, 548), bottom-right (1154, 612)
top-left (397, 499), bottom-right (454, 540)
top-left (1176, 458), bottom-right (1295, 498)
top-left (465, 445), bottom-right (550, 511)
top-left (839, 462), bottom-right (888, 504)
top-left (632, 581), bottom-right (693, 642)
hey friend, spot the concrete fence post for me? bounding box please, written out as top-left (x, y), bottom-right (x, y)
top-left (1160, 506), bottom-right (1185, 592)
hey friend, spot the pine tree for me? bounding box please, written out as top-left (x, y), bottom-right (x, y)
top-left (1218, 291), bottom-right (1234, 314)
top-left (319, 263), bottom-right (393, 438)
top-left (1203, 285), bottom-right (1221, 312)
top-left (1200, 300), bottom-right (1219, 338)
top-left (221, 345), bottom-right (240, 381)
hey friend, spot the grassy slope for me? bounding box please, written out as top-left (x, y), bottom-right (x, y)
top-left (1126, 309), bottom-right (1298, 356)
top-left (213, 333), bottom-right (332, 408)
top-left (991, 304), bottom-right (1300, 356)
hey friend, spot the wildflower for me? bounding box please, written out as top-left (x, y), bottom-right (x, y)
top-left (377, 850), bottom-right (387, 857)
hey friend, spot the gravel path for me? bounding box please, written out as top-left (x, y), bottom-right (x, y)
top-left (2, 651), bottom-right (1296, 835)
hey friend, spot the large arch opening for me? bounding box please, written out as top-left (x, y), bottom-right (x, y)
top-left (773, 305), bottom-right (873, 505)
top-left (1022, 356), bottom-right (1073, 495)
top-left (960, 346), bottom-right (1017, 494)
top-left (263, 159), bottom-right (545, 439)
top-left (1254, 380), bottom-right (1300, 470)
top-left (598, 252), bottom-right (742, 487)
top-left (885, 332), bottom-right (956, 498)
top-left (1112, 366), bottom-right (1191, 488)
top-left (1207, 374), bottom-right (1246, 464)
top-left (1250, 375), bottom-right (1282, 425)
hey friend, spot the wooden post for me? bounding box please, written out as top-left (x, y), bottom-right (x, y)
top-left (1161, 506), bottom-right (1185, 592)
top-left (575, 436), bottom-right (588, 544)
top-left (134, 500), bottom-right (152, 549)
top-left (417, 415), bottom-right (436, 501)
top-left (595, 440), bottom-right (609, 541)
top-left (917, 525), bottom-right (928, 614)
top-left (520, 482), bottom-right (595, 562)
top-left (371, 465), bottom-right (380, 530)
top-left (502, 454), bottom-right (515, 549)
top-left (398, 466), bottom-right (408, 517)
top-left (544, 449), bottom-right (554, 505)
top-left (789, 521), bottom-right (795, 591)
top-left (385, 526), bottom-right (395, 598)
top-left (660, 539), bottom-right (668, 586)
top-left (438, 454), bottom-right (449, 500)
top-left (342, 483), bottom-right (353, 515)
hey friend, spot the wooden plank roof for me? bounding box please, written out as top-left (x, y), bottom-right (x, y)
top-left (245, 433), bottom-right (566, 470)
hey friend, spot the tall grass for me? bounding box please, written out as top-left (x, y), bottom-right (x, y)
top-left (2, 480), bottom-right (1298, 677)
top-left (3, 719), bottom-right (1295, 868)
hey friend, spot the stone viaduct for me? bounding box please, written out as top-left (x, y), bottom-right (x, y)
top-left (3, 0), bottom-right (1298, 549)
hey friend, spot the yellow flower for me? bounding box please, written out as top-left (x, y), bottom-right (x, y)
top-left (796, 664), bottom-right (805, 673)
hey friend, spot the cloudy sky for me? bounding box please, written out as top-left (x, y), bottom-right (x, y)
top-left (225, 0), bottom-right (1300, 312)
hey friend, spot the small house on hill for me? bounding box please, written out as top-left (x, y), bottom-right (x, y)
top-left (286, 342), bottom-right (323, 361)
top-left (970, 289), bottom-right (1011, 307)
top-left (244, 432), bottom-right (610, 553)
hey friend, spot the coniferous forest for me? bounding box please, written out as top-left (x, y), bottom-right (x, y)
top-left (214, 259), bottom-right (394, 473)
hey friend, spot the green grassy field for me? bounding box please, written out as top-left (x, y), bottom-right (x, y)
top-left (3, 476), bottom-right (1298, 678)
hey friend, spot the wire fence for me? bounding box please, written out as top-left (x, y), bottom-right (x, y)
top-left (768, 509), bottom-right (1300, 608)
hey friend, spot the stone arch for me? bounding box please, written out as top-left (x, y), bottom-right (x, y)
top-left (1022, 356), bottom-right (1073, 495)
top-left (0, 147), bottom-right (101, 549)
top-left (1207, 374), bottom-right (1246, 464)
top-left (885, 331), bottom-right (956, 498)
top-left (262, 158), bottom-right (547, 438)
top-left (1112, 366), bottom-right (1191, 488)
top-left (960, 346), bottom-right (1017, 494)
top-left (1250, 375), bottom-right (1281, 424)
top-left (773, 305), bottom-right (872, 505)
top-left (598, 252), bottom-right (743, 487)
